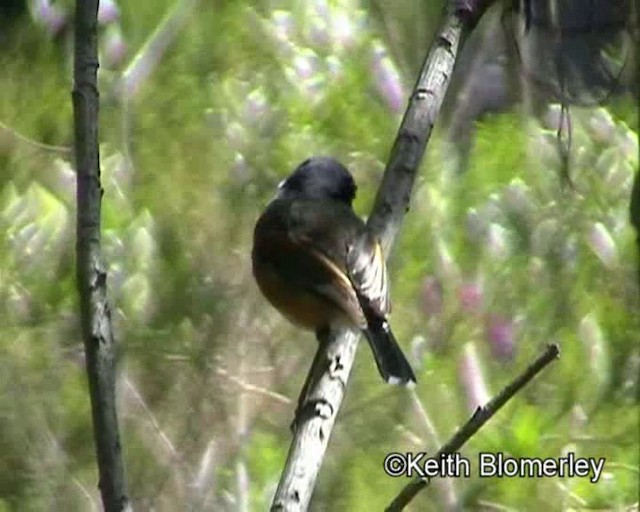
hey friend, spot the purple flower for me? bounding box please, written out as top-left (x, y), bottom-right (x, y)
top-left (330, 9), bottom-right (362, 50)
top-left (98, 0), bottom-right (120, 25)
top-left (371, 42), bottom-right (404, 113)
top-left (292, 49), bottom-right (319, 81)
top-left (230, 153), bottom-right (251, 185)
top-left (285, 48), bottom-right (325, 101)
top-left (587, 108), bottom-right (616, 145)
top-left (270, 10), bottom-right (295, 44)
top-left (103, 26), bottom-right (127, 69)
top-left (307, 0), bottom-right (331, 47)
top-left (484, 314), bottom-right (515, 362)
top-left (420, 276), bottom-right (443, 319)
top-left (578, 313), bottom-right (609, 387)
top-left (586, 222), bottom-right (618, 268)
top-left (242, 88), bottom-right (270, 126)
top-left (33, 0), bottom-right (67, 37)
top-left (485, 223), bottom-right (510, 261)
top-left (502, 178), bottom-right (535, 217)
top-left (619, 129), bottom-right (638, 164)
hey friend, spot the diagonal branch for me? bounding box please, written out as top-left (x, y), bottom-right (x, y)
top-left (115, 0), bottom-right (199, 100)
top-left (386, 343), bottom-right (560, 511)
top-left (270, 1), bottom-right (496, 510)
top-left (73, 0), bottom-right (130, 510)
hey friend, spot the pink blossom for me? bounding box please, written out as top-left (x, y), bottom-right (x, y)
top-left (458, 280), bottom-right (483, 314)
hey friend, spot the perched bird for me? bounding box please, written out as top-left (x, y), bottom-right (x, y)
top-left (252, 157), bottom-right (416, 386)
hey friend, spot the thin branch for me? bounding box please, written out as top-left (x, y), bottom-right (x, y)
top-left (73, 0), bottom-right (130, 510)
top-left (409, 390), bottom-right (460, 511)
top-left (270, 1), bottom-right (495, 509)
top-left (192, 438), bottom-right (217, 498)
top-left (72, 477), bottom-right (99, 512)
top-left (235, 327), bottom-right (250, 512)
top-left (115, 0), bottom-right (199, 100)
top-left (409, 389), bottom-right (441, 448)
top-left (386, 343), bottom-right (560, 511)
top-left (124, 377), bottom-right (179, 461)
top-left (0, 119), bottom-right (72, 154)
top-left (216, 367), bottom-right (292, 405)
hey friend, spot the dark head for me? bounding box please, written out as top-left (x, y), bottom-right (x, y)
top-left (277, 157), bottom-right (357, 205)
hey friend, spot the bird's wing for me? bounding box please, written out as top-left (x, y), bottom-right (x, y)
top-left (345, 232), bottom-right (390, 317)
top-left (300, 244), bottom-right (367, 327)
top-left (288, 200), bottom-right (390, 321)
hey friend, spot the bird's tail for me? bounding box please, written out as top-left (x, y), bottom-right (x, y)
top-left (363, 318), bottom-right (416, 386)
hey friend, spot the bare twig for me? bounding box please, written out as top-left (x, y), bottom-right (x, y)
top-left (0, 119), bottom-right (72, 154)
top-left (73, 1), bottom-right (130, 510)
top-left (386, 343), bottom-right (560, 511)
top-left (270, 1), bottom-right (495, 510)
top-left (124, 377), bottom-right (179, 460)
top-left (216, 367), bottom-right (292, 405)
top-left (192, 439), bottom-right (217, 506)
top-left (75, 476), bottom-right (100, 511)
top-left (235, 330), bottom-right (250, 512)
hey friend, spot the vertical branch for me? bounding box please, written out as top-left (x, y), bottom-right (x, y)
top-left (271, 1), bottom-right (495, 510)
top-left (630, 169), bottom-right (640, 288)
top-left (73, 1), bottom-right (130, 510)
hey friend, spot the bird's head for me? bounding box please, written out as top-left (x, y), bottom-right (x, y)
top-left (277, 157), bottom-right (357, 205)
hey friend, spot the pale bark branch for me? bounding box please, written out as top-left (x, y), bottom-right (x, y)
top-left (270, 1), bottom-right (495, 510)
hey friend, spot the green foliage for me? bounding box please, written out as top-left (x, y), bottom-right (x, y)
top-left (0, 0), bottom-right (637, 510)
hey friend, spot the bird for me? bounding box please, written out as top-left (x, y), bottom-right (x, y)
top-left (252, 156), bottom-right (416, 389)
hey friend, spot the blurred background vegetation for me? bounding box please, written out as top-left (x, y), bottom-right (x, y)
top-left (0, 0), bottom-right (638, 510)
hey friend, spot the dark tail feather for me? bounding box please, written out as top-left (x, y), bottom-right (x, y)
top-left (363, 319), bottom-right (417, 386)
